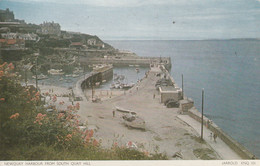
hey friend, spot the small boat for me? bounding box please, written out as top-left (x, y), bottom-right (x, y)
top-left (122, 83), bottom-right (134, 90)
top-left (73, 67), bottom-right (83, 74)
top-left (110, 84), bottom-right (115, 89)
top-left (48, 69), bottom-right (64, 75)
top-left (59, 77), bottom-right (64, 81)
top-left (135, 65), bottom-right (140, 67)
top-left (72, 74), bottom-right (79, 78)
top-left (32, 74), bottom-right (48, 80)
top-left (135, 68), bottom-right (140, 73)
top-left (119, 75), bottom-right (125, 80)
top-left (114, 75), bottom-right (119, 81)
top-left (129, 65), bottom-right (134, 67)
top-left (95, 82), bottom-right (100, 86)
top-left (114, 83), bottom-right (121, 89)
top-left (102, 80), bottom-right (106, 83)
top-left (66, 79), bottom-right (73, 83)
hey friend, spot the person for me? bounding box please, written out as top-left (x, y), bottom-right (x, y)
top-left (213, 132), bottom-right (218, 142)
top-left (113, 111), bottom-right (115, 117)
top-left (210, 133), bottom-right (213, 140)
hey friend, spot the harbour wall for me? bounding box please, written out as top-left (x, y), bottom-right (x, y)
top-left (79, 57), bottom-right (172, 70)
top-left (187, 108), bottom-right (257, 159)
top-left (159, 64), bottom-right (256, 159)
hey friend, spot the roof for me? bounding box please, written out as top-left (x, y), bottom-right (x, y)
top-left (160, 86), bottom-right (181, 92)
top-left (0, 39), bottom-right (24, 45)
top-left (70, 42), bottom-right (83, 46)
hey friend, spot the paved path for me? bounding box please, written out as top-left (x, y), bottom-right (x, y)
top-left (178, 115), bottom-right (242, 159)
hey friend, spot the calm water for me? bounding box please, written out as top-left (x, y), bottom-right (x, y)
top-left (105, 40), bottom-right (260, 157)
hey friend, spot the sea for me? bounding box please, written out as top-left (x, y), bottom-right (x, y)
top-left (104, 39), bottom-right (260, 158)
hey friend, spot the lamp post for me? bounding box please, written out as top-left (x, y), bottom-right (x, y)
top-left (201, 88), bottom-right (204, 140)
top-left (182, 74), bottom-right (184, 99)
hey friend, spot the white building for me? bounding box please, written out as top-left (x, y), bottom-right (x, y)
top-left (37, 21), bottom-right (61, 36)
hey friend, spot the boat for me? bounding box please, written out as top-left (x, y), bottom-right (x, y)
top-left (102, 80), bottom-right (106, 83)
top-left (122, 83), bottom-right (134, 90)
top-left (59, 77), bottom-right (64, 81)
top-left (65, 79), bottom-right (73, 83)
top-left (73, 67), bottom-right (83, 74)
top-left (135, 65), bottom-right (140, 67)
top-left (32, 74), bottom-right (48, 80)
top-left (72, 74), bottom-right (79, 78)
top-left (119, 75), bottom-right (125, 80)
top-left (95, 82), bottom-right (100, 86)
top-left (110, 84), bottom-right (115, 89)
top-left (129, 65), bottom-right (134, 67)
top-left (135, 68), bottom-right (140, 73)
top-left (48, 69), bottom-right (64, 75)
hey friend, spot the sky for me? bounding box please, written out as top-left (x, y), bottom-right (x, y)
top-left (0, 0), bottom-right (260, 40)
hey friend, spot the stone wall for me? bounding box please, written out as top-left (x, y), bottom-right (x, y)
top-left (188, 108), bottom-right (257, 159)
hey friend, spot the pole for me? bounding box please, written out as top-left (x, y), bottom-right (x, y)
top-left (182, 74), bottom-right (184, 99)
top-left (35, 56), bottom-right (38, 91)
top-left (201, 89), bottom-right (204, 140)
top-left (91, 74), bottom-right (94, 100)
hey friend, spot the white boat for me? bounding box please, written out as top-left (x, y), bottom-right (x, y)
top-left (48, 69), bottom-right (64, 75)
top-left (32, 74), bottom-right (48, 80)
top-left (72, 74), bottom-right (79, 78)
top-left (129, 65), bottom-right (134, 67)
top-left (122, 83), bottom-right (134, 90)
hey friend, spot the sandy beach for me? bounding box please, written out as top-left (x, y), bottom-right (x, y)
top-left (35, 66), bottom-right (243, 159)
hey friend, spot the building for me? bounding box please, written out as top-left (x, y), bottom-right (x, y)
top-left (0, 8), bottom-right (14, 22)
top-left (87, 38), bottom-right (96, 46)
top-left (159, 86), bottom-right (182, 103)
top-left (37, 21), bottom-right (61, 36)
top-left (69, 42), bottom-right (84, 50)
top-left (0, 38), bottom-right (25, 49)
top-left (1, 32), bottom-right (38, 41)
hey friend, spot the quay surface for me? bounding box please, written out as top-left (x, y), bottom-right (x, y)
top-left (74, 65), bottom-right (243, 159)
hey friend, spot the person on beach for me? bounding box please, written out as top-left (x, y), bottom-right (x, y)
top-left (213, 133), bottom-right (218, 142)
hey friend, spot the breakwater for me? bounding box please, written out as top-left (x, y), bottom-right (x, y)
top-left (79, 57), bottom-right (172, 70)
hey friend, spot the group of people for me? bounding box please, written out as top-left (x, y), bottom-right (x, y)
top-left (210, 132), bottom-right (218, 142)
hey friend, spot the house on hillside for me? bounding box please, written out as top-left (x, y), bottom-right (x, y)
top-left (0, 38), bottom-right (25, 49)
top-left (1, 32), bottom-right (38, 41)
top-left (87, 38), bottom-right (96, 46)
top-left (37, 21), bottom-right (61, 36)
top-left (69, 42), bottom-right (86, 50)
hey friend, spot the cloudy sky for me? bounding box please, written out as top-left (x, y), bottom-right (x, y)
top-left (0, 0), bottom-right (259, 40)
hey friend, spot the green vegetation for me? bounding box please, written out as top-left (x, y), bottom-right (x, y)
top-left (0, 61), bottom-right (167, 160)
